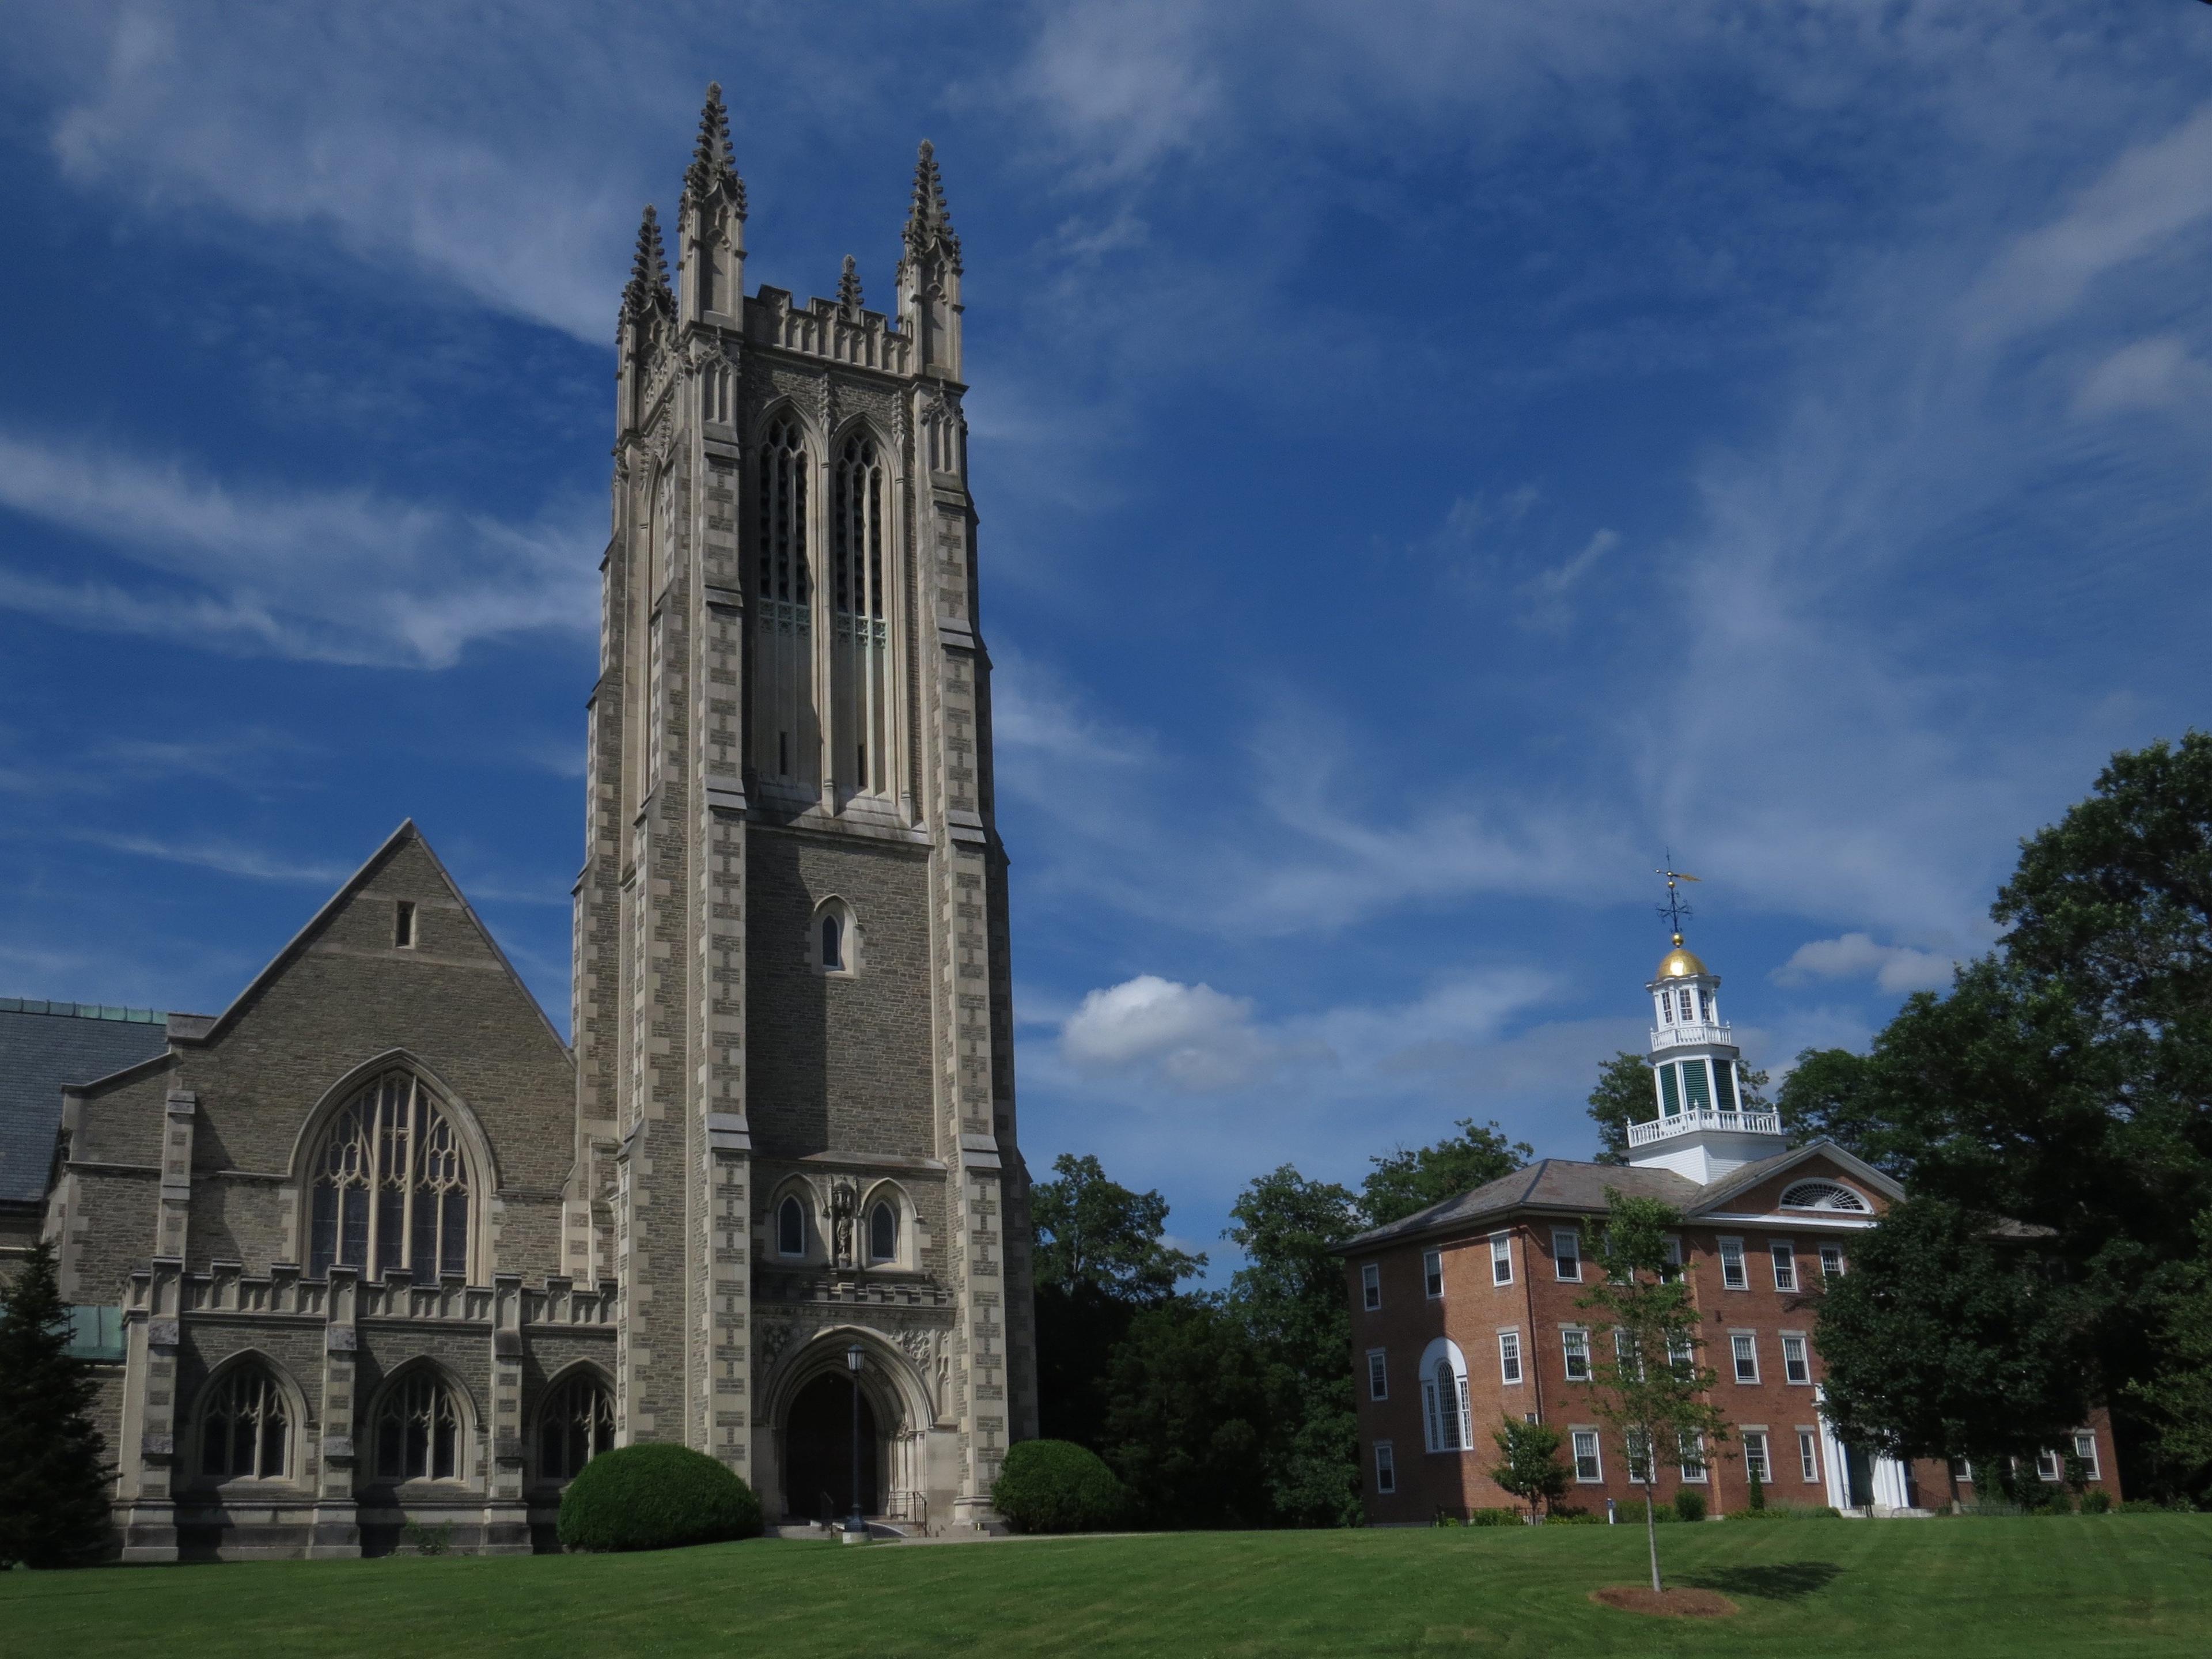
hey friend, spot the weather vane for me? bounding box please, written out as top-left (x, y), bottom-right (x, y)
top-left (1656, 855), bottom-right (1700, 938)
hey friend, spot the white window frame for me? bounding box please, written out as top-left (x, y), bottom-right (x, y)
top-left (1730, 1331), bottom-right (1760, 1384)
top-left (1571, 1428), bottom-right (1603, 1483)
top-left (1661, 1234), bottom-right (1684, 1282)
top-left (1497, 1328), bottom-right (1523, 1386)
top-left (1373, 1440), bottom-right (1396, 1495)
top-left (1780, 1331), bottom-right (1811, 1385)
top-left (1423, 1247), bottom-right (1444, 1300)
top-left (1679, 1430), bottom-right (1708, 1482)
top-left (1625, 1428), bottom-right (1653, 1484)
top-left (1366, 1349), bottom-right (1388, 1403)
top-left (1552, 1228), bottom-right (1582, 1282)
top-left (1490, 1232), bottom-right (1513, 1286)
top-left (1797, 1427), bottom-right (1821, 1483)
top-left (2036, 1448), bottom-right (2063, 1483)
top-left (1361, 1261), bottom-right (1381, 1312)
top-left (1613, 1327), bottom-right (1643, 1380)
top-left (1770, 1238), bottom-right (1798, 1293)
top-left (1562, 1326), bottom-right (1592, 1383)
top-left (1719, 1236), bottom-right (1747, 1290)
top-left (2071, 1431), bottom-right (2101, 1480)
top-left (1742, 1427), bottom-right (1770, 1485)
top-left (1819, 1243), bottom-right (1845, 1281)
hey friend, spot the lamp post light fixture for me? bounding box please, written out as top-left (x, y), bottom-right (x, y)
top-left (843, 1342), bottom-right (868, 1543)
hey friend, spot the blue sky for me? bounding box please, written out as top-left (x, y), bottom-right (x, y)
top-left (4, 2), bottom-right (2210, 1272)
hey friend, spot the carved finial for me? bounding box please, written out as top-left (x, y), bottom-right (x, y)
top-left (837, 254), bottom-right (863, 313)
top-left (683, 81), bottom-right (747, 213)
top-left (622, 203), bottom-right (673, 321)
top-left (903, 138), bottom-right (963, 274)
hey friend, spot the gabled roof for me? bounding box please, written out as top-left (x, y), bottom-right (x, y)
top-left (0, 1002), bottom-right (175, 1206)
top-left (175, 820), bottom-right (568, 1055)
top-left (1334, 1138), bottom-right (1904, 1254)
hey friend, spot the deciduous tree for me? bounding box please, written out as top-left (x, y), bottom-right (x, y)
top-left (1362, 1119), bottom-right (1530, 1224)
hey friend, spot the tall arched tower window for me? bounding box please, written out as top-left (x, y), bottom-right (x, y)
top-left (831, 430), bottom-right (889, 796)
top-left (308, 1072), bottom-right (474, 1282)
top-left (753, 413), bottom-right (817, 785)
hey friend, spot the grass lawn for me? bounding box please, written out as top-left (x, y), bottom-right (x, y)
top-left (5, 1515), bottom-right (2209, 1658)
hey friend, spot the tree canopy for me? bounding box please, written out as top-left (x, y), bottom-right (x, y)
top-left (1361, 1118), bottom-right (1531, 1225)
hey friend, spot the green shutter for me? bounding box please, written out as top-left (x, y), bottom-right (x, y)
top-left (1683, 1060), bottom-right (1712, 1111)
top-left (1658, 1063), bottom-right (1680, 1116)
top-left (1712, 1059), bottom-right (1737, 1112)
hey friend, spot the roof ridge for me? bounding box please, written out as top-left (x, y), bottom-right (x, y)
top-left (0, 997), bottom-right (167, 1024)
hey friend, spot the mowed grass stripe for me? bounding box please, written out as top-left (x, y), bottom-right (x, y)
top-left (2, 1516), bottom-right (2206, 1658)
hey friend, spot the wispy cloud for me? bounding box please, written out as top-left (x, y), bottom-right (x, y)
top-left (1775, 933), bottom-right (1956, 996)
top-left (0, 431), bottom-right (597, 666)
top-left (74, 830), bottom-right (352, 887)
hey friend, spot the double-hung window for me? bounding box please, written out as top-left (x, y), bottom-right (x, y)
top-left (1553, 1228), bottom-right (1582, 1282)
top-left (1770, 1240), bottom-right (1797, 1292)
top-left (1679, 1431), bottom-right (1708, 1482)
top-left (1498, 1330), bottom-right (1524, 1385)
top-left (1743, 1429), bottom-right (1771, 1484)
top-left (1613, 1327), bottom-right (1643, 1380)
top-left (1819, 1244), bottom-right (1845, 1281)
top-left (1781, 1332), bottom-right (1811, 1385)
top-left (1719, 1236), bottom-right (1747, 1290)
top-left (1731, 1332), bottom-right (1760, 1384)
top-left (1361, 1262), bottom-right (1381, 1312)
top-left (2071, 1431), bottom-right (2101, 1480)
top-left (1626, 1429), bottom-right (1653, 1484)
top-left (1366, 1349), bottom-right (1388, 1402)
top-left (1423, 1248), bottom-right (1444, 1299)
top-left (1571, 1429), bottom-right (1603, 1482)
top-left (1661, 1236), bottom-right (1684, 1282)
top-left (1374, 1441), bottom-right (1396, 1495)
top-left (2036, 1448), bottom-right (2064, 1483)
top-left (1490, 1233), bottom-right (1513, 1286)
top-left (1797, 1429), bottom-right (1821, 1483)
top-left (1666, 1332), bottom-right (1695, 1381)
top-left (1562, 1327), bottom-right (1592, 1382)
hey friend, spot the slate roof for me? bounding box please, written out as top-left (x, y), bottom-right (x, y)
top-left (0, 1000), bottom-right (175, 1206)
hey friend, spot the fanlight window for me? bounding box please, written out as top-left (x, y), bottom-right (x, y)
top-left (869, 1200), bottom-right (898, 1264)
top-left (831, 431), bottom-right (888, 796)
top-left (537, 1372), bottom-right (615, 1483)
top-left (778, 1194), bottom-right (806, 1257)
top-left (753, 414), bottom-right (816, 784)
top-left (375, 1372), bottom-right (464, 1482)
top-left (309, 1073), bottom-right (472, 1282)
top-left (1780, 1180), bottom-right (1869, 1213)
top-left (199, 1367), bottom-right (290, 1482)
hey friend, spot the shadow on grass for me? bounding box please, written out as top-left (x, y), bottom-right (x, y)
top-left (1680, 1561), bottom-right (1843, 1602)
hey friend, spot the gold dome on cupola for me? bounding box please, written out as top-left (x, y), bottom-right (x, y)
top-left (1654, 934), bottom-right (1709, 980)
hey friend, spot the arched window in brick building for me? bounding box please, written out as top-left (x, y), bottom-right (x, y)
top-left (309, 1072), bottom-right (474, 1282)
top-left (1418, 1337), bottom-right (1472, 1454)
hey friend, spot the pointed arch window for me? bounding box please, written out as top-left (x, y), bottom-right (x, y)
top-left (308, 1073), bottom-right (472, 1283)
top-left (753, 414), bottom-right (816, 785)
top-left (374, 1370), bottom-right (465, 1482)
top-left (778, 1193), bottom-right (807, 1258)
top-left (537, 1371), bottom-right (615, 1483)
top-left (199, 1366), bottom-right (290, 1482)
top-left (831, 430), bottom-right (889, 797)
top-left (822, 911), bottom-right (844, 971)
top-left (869, 1199), bottom-right (898, 1264)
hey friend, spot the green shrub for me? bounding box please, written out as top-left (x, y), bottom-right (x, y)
top-left (1673, 1488), bottom-right (1707, 1523)
top-left (2079, 1490), bottom-right (2112, 1514)
top-left (1545, 1506), bottom-right (1603, 1525)
top-left (556, 1443), bottom-right (763, 1553)
top-left (1730, 1502), bottom-right (1842, 1521)
top-left (992, 1439), bottom-right (1125, 1534)
top-left (1467, 1508), bottom-right (1521, 1527)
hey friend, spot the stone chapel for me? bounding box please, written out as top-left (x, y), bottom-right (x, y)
top-left (0, 85), bottom-right (1039, 1559)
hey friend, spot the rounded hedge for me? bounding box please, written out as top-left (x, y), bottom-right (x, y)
top-left (556, 1442), bottom-right (764, 1552)
top-left (991, 1439), bottom-right (1126, 1533)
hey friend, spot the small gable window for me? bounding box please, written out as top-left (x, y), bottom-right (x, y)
top-left (778, 1194), bottom-right (807, 1258)
top-left (869, 1200), bottom-right (898, 1264)
top-left (1780, 1180), bottom-right (1869, 1213)
top-left (394, 900), bottom-right (417, 949)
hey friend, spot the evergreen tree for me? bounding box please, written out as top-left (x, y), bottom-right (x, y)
top-left (1488, 1417), bottom-right (1569, 1517)
top-left (1575, 1192), bottom-right (1730, 1592)
top-left (1361, 1119), bottom-right (1529, 1225)
top-left (0, 1239), bottom-right (113, 1568)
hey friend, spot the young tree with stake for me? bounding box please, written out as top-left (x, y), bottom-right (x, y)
top-left (1576, 1192), bottom-right (1730, 1593)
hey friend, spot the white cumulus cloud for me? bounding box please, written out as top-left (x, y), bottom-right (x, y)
top-left (1060, 974), bottom-right (1286, 1093)
top-left (1775, 933), bottom-right (1956, 995)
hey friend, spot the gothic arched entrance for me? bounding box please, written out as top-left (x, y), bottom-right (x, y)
top-left (782, 1373), bottom-right (880, 1522)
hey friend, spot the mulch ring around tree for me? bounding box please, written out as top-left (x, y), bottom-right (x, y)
top-left (1589, 1585), bottom-right (1739, 1618)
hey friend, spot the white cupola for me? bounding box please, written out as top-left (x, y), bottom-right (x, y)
top-left (1627, 911), bottom-right (1785, 1182)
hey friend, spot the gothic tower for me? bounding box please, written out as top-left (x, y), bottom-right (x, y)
top-left (573, 87), bottom-right (1036, 1527)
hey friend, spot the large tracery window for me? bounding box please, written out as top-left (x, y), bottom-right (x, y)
top-left (309, 1073), bottom-right (472, 1282)
top-left (199, 1366), bottom-right (290, 1482)
top-left (753, 413), bottom-right (817, 786)
top-left (375, 1370), bottom-right (465, 1482)
top-left (831, 430), bottom-right (889, 797)
top-left (537, 1372), bottom-right (615, 1483)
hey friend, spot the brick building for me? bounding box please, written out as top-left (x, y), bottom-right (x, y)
top-left (0, 89), bottom-right (1037, 1559)
top-left (1338, 930), bottom-right (2120, 1521)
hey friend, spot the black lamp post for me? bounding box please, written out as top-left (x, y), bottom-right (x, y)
top-left (843, 1342), bottom-right (867, 1542)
